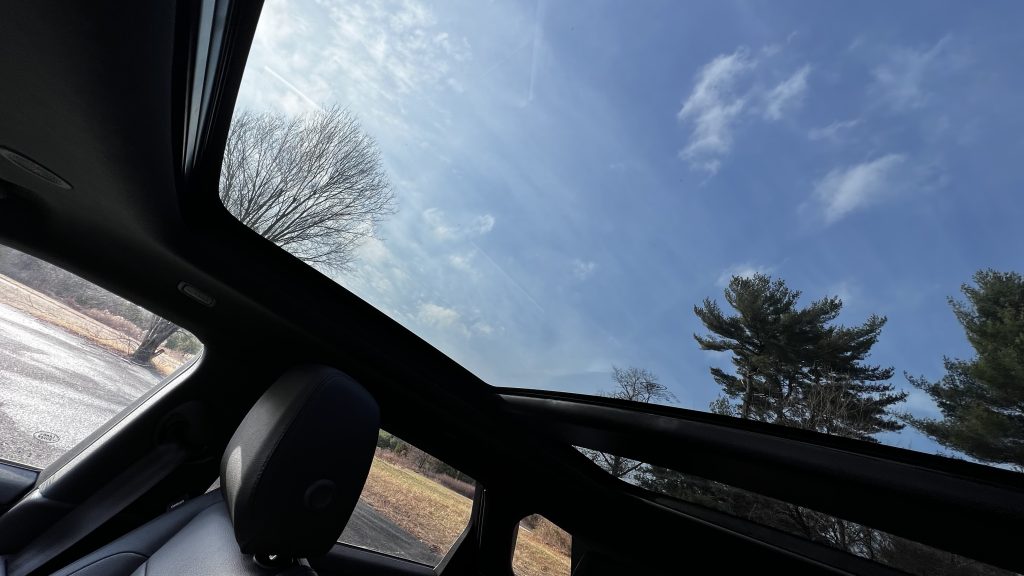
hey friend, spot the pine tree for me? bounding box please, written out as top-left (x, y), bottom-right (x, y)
top-left (694, 274), bottom-right (905, 441)
top-left (632, 273), bottom-right (1009, 575)
top-left (906, 270), bottom-right (1024, 470)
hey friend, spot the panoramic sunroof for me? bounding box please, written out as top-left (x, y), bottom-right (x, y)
top-left (224, 0), bottom-right (1024, 476)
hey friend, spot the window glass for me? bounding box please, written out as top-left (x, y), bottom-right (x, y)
top-left (338, 431), bottom-right (475, 566)
top-left (0, 244), bottom-right (201, 469)
top-left (228, 0), bottom-right (1024, 475)
top-left (583, 449), bottom-right (1012, 576)
top-left (513, 514), bottom-right (571, 576)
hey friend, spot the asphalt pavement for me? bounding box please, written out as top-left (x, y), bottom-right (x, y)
top-left (0, 302), bottom-right (438, 565)
top-left (339, 501), bottom-right (440, 566)
top-left (0, 302), bottom-right (161, 469)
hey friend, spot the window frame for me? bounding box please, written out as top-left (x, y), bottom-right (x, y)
top-left (334, 430), bottom-right (482, 568)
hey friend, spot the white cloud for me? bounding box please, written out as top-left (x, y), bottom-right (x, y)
top-left (415, 302), bottom-right (496, 338)
top-left (678, 47), bottom-right (812, 174)
top-left (423, 208), bottom-right (495, 240)
top-left (328, 0), bottom-right (471, 97)
top-left (417, 302), bottom-right (461, 328)
top-left (677, 48), bottom-right (755, 173)
top-left (246, 0), bottom-right (638, 391)
top-left (812, 154), bottom-right (906, 224)
top-left (356, 236), bottom-right (392, 265)
top-left (871, 36), bottom-right (952, 111)
top-left (471, 213), bottom-right (496, 235)
top-left (448, 252), bottom-right (475, 271)
top-left (240, 0), bottom-right (473, 130)
top-left (716, 263), bottom-right (773, 287)
top-left (572, 259), bottom-right (596, 281)
top-left (763, 65), bottom-right (810, 121)
top-left (472, 321), bottom-right (494, 336)
top-left (808, 118), bottom-right (860, 141)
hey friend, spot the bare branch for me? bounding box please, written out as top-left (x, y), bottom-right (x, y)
top-left (219, 106), bottom-right (396, 271)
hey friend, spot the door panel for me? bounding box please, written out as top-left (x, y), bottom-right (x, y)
top-left (0, 461), bottom-right (35, 510)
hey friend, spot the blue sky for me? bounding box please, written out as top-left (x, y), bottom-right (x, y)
top-left (234, 0), bottom-right (1024, 458)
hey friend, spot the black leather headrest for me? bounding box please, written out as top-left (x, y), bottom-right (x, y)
top-left (220, 365), bottom-right (380, 557)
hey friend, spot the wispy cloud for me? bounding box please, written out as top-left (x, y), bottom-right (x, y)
top-left (471, 214), bottom-right (496, 234)
top-left (812, 154), bottom-right (906, 224)
top-left (416, 302), bottom-right (496, 338)
top-left (572, 259), bottom-right (597, 281)
top-left (716, 263), bottom-right (774, 287)
top-left (870, 36), bottom-right (953, 111)
top-left (763, 65), bottom-right (811, 121)
top-left (524, 0), bottom-right (547, 105)
top-left (678, 48), bottom-right (755, 173)
top-left (808, 118), bottom-right (860, 141)
top-left (243, 0), bottom-right (474, 131)
top-left (418, 302), bottom-right (461, 328)
top-left (678, 47), bottom-right (811, 174)
top-left (263, 66), bottom-right (320, 110)
top-left (448, 251), bottom-right (475, 271)
top-left (423, 208), bottom-right (495, 240)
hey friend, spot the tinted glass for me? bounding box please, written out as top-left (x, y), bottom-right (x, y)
top-left (582, 449), bottom-right (1012, 576)
top-left (338, 431), bottom-right (475, 566)
top-left (227, 1), bottom-right (1024, 473)
top-left (0, 245), bottom-right (201, 469)
top-left (513, 514), bottom-right (571, 576)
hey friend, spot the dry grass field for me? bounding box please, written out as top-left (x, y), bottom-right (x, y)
top-left (360, 456), bottom-right (570, 575)
top-left (0, 274), bottom-right (189, 376)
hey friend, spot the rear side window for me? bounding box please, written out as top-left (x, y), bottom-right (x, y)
top-left (338, 431), bottom-right (475, 566)
top-left (513, 514), bottom-right (572, 576)
top-left (583, 449), bottom-right (1013, 576)
top-left (0, 245), bottom-right (201, 469)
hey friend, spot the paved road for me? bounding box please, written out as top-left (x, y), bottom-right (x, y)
top-left (0, 303), bottom-right (439, 564)
top-left (340, 501), bottom-right (440, 566)
top-left (0, 302), bottom-right (160, 469)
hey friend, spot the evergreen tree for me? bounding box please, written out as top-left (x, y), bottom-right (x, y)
top-left (630, 275), bottom-right (1009, 575)
top-left (906, 270), bottom-right (1024, 470)
top-left (694, 274), bottom-right (904, 441)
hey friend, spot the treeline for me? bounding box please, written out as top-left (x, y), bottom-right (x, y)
top-left (0, 245), bottom-right (201, 356)
top-left (634, 464), bottom-right (1007, 575)
top-left (592, 270), bottom-right (1024, 576)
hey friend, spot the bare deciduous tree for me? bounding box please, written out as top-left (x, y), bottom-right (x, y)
top-left (220, 106), bottom-right (396, 270)
top-left (130, 315), bottom-right (178, 364)
top-left (132, 106), bottom-right (395, 364)
top-left (586, 366), bottom-right (677, 479)
top-left (605, 366), bottom-right (677, 404)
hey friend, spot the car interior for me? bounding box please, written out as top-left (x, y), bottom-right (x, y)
top-left (1, 2), bottom-right (1023, 576)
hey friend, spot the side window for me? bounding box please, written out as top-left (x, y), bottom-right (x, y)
top-left (338, 431), bottom-right (476, 566)
top-left (0, 244), bottom-right (201, 469)
top-left (582, 449), bottom-right (1013, 576)
top-left (513, 514), bottom-right (572, 576)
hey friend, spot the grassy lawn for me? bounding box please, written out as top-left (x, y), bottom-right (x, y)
top-left (360, 457), bottom-right (570, 576)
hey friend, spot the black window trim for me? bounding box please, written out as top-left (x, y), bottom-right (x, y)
top-left (496, 388), bottom-right (1024, 573)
